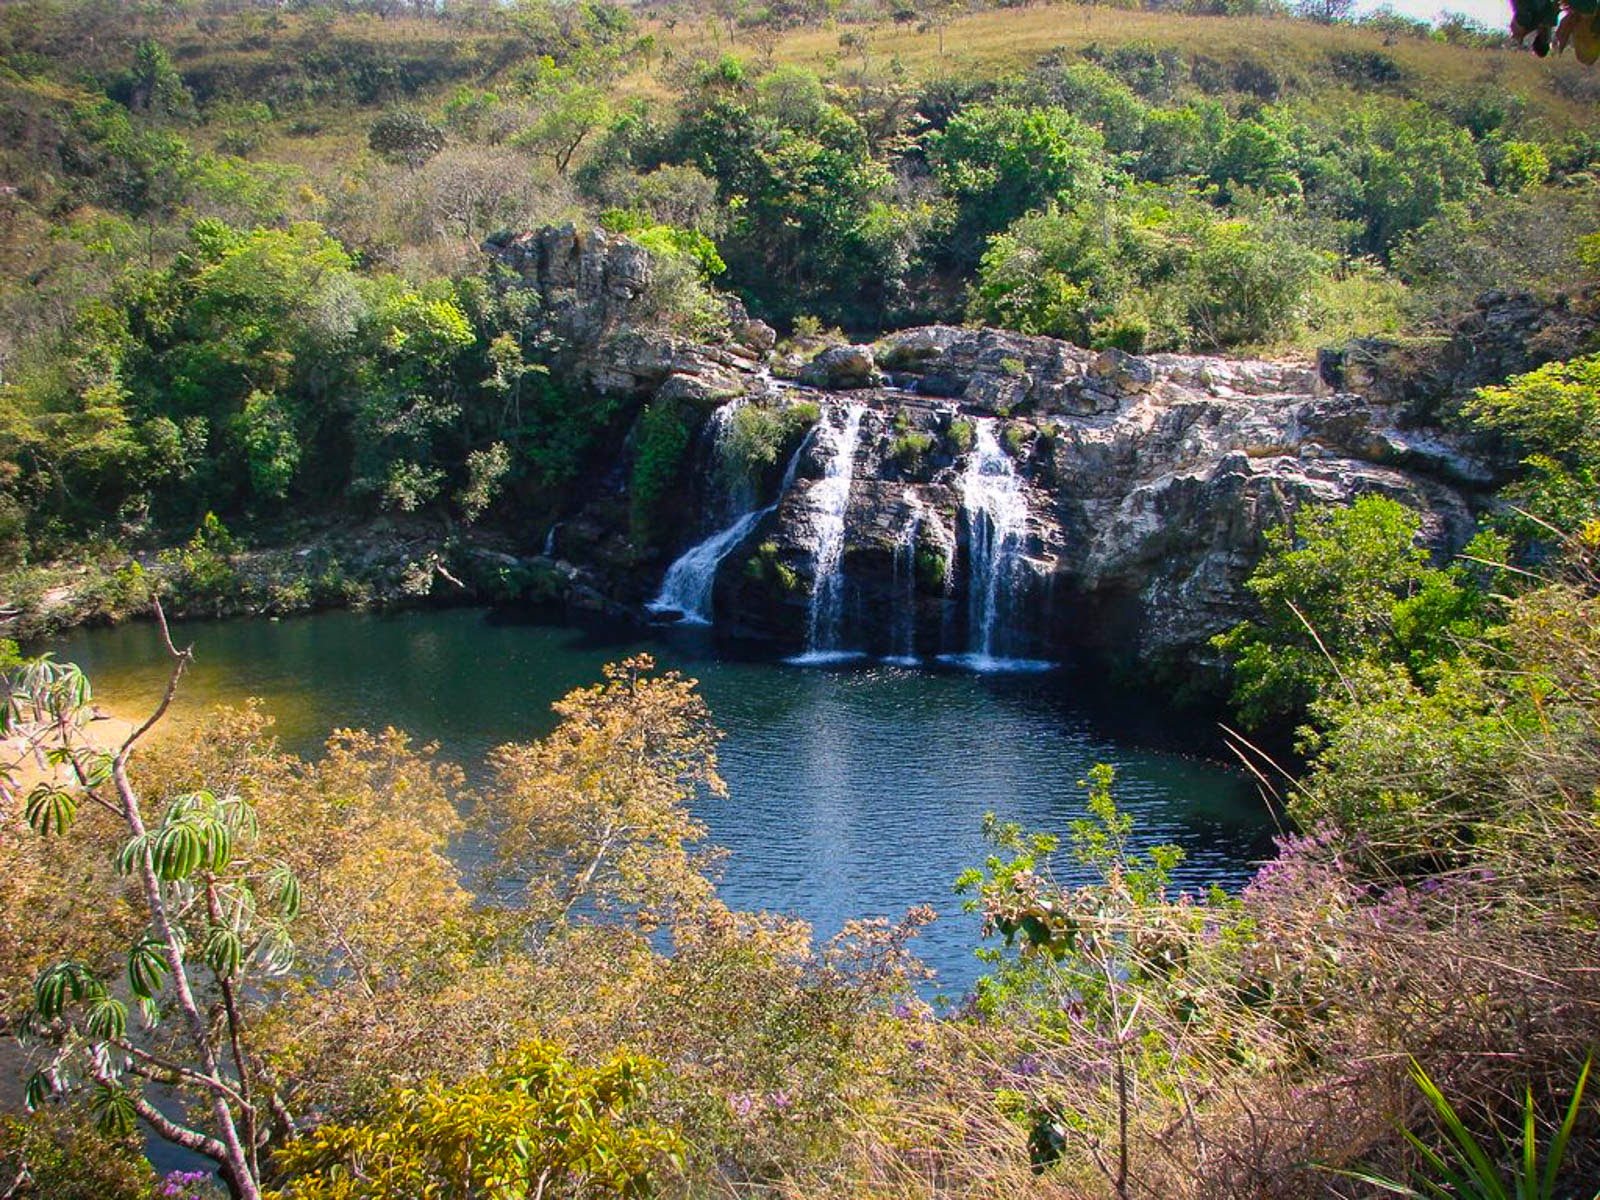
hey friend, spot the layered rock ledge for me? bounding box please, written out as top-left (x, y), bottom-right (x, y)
top-left (483, 227), bottom-right (1580, 675)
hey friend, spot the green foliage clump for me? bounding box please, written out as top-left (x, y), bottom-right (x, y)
top-left (914, 543), bottom-right (949, 593)
top-left (890, 429), bottom-right (936, 465)
top-left (0, 1109), bottom-right (164, 1200)
top-left (744, 539), bottom-right (802, 593)
top-left (717, 401), bottom-right (817, 497)
top-left (1465, 353), bottom-right (1600, 557)
top-left (274, 1042), bottom-right (683, 1199)
top-left (457, 441), bottom-right (512, 524)
top-left (971, 193), bottom-right (1322, 351)
top-left (157, 512), bottom-right (239, 616)
top-left (649, 63), bottom-right (915, 325)
top-left (368, 109), bottom-right (447, 170)
top-left (630, 401), bottom-right (692, 546)
top-left (602, 211), bottom-right (727, 279)
top-left (1212, 496), bottom-right (1492, 727)
top-left (927, 102), bottom-right (1106, 266)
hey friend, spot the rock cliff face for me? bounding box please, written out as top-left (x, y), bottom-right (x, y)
top-left (714, 330), bottom-right (1489, 669)
top-left (486, 227), bottom-right (1579, 673)
top-left (485, 224), bottom-right (774, 405)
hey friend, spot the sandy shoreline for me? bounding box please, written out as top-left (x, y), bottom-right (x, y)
top-left (1, 709), bottom-right (138, 797)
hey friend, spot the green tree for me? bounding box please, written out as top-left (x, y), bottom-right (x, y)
top-left (481, 655), bottom-right (725, 935)
top-left (1465, 353), bottom-right (1600, 556)
top-left (1352, 105), bottom-right (1484, 256)
top-left (367, 110), bottom-right (447, 171)
top-left (664, 68), bottom-right (907, 322)
top-left (926, 102), bottom-right (1105, 265)
top-left (1212, 496), bottom-right (1487, 726)
top-left (517, 84), bottom-right (612, 176)
top-left (122, 40), bottom-right (195, 121)
top-left (970, 193), bottom-right (1321, 352)
top-left (349, 281), bottom-right (476, 512)
top-left (273, 1042), bottom-right (682, 1199)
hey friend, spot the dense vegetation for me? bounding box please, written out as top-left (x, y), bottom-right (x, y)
top-left (1, 0), bottom-right (1598, 598)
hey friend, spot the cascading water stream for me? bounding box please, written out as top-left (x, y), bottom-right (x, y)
top-left (942, 418), bottom-right (1051, 672)
top-left (648, 403), bottom-right (809, 626)
top-left (883, 495), bottom-right (923, 666)
top-left (789, 402), bottom-right (866, 664)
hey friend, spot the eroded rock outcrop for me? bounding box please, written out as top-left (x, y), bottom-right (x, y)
top-left (484, 224), bottom-right (772, 404)
top-left (709, 328), bottom-right (1494, 670)
top-left (483, 226), bottom-right (1575, 674)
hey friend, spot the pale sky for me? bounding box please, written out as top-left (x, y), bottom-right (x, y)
top-left (1356, 0), bottom-right (1511, 31)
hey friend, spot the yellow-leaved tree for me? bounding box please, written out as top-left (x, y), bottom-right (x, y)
top-left (482, 654), bottom-right (727, 937)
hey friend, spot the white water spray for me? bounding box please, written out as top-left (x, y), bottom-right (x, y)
top-left (648, 404), bottom-right (810, 625)
top-left (790, 403), bottom-right (866, 664)
top-left (942, 419), bottom-right (1051, 672)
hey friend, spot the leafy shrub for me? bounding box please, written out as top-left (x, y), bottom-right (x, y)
top-left (157, 512), bottom-right (239, 616)
top-left (0, 1109), bottom-right (163, 1200)
top-left (971, 194), bottom-right (1322, 352)
top-left (1465, 353), bottom-right (1600, 558)
top-left (926, 101), bottom-right (1105, 263)
top-left (948, 418), bottom-right (975, 453)
top-left (890, 430), bottom-right (935, 464)
top-left (744, 540), bottom-right (801, 593)
top-left (718, 401), bottom-right (817, 497)
top-left (601, 211), bottom-right (726, 279)
top-left (456, 441), bottom-right (511, 524)
top-left (1212, 496), bottom-right (1489, 727)
top-left (630, 401), bottom-right (692, 545)
top-left (0, 494), bottom-right (28, 566)
top-left (367, 109), bottom-right (446, 170)
top-left (274, 1042), bottom-right (683, 1199)
top-left (73, 560), bottom-right (154, 624)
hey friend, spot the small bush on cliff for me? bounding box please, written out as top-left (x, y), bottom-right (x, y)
top-left (1212, 496), bottom-right (1492, 727)
top-left (718, 402), bottom-right (817, 499)
top-left (630, 401), bottom-right (693, 547)
top-left (612, 216), bottom-right (729, 339)
top-left (1465, 352), bottom-right (1600, 559)
top-left (744, 540), bottom-right (801, 594)
top-left (890, 429), bottom-right (935, 465)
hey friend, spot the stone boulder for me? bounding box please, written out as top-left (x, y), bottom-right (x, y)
top-left (799, 344), bottom-right (882, 389)
top-left (876, 326), bottom-right (965, 370)
top-left (484, 224), bottom-right (769, 403)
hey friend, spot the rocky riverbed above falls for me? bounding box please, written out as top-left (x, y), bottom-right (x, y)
top-left (709, 330), bottom-right (1488, 669)
top-left (486, 224), bottom-right (1588, 679)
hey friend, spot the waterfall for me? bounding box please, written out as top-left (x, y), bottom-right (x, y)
top-left (789, 403), bottom-right (867, 664)
top-left (648, 404), bottom-right (808, 626)
top-left (704, 396), bottom-right (751, 516)
top-left (883, 496), bottom-right (922, 666)
top-left (942, 418), bottom-right (1051, 672)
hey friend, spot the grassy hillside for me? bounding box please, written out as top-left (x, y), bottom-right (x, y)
top-left (738, 3), bottom-right (1598, 126)
top-left (0, 0), bottom-right (1594, 564)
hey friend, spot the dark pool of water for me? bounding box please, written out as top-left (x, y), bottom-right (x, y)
top-left (44, 608), bottom-right (1277, 996)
